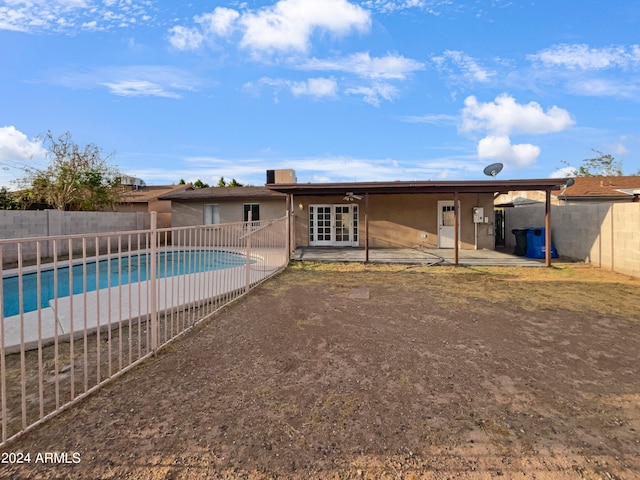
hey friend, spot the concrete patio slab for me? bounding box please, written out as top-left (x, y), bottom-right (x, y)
top-left (291, 246), bottom-right (549, 267)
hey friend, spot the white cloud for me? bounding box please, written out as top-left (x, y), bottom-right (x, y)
top-left (359, 0), bottom-right (430, 14)
top-left (51, 65), bottom-right (200, 98)
top-left (460, 94), bottom-right (574, 136)
top-left (0, 0), bottom-right (156, 33)
top-left (344, 82), bottom-right (397, 106)
top-left (169, 0), bottom-right (370, 54)
top-left (0, 126), bottom-right (46, 162)
top-left (290, 77), bottom-right (338, 98)
top-left (528, 44), bottom-right (640, 70)
top-left (100, 80), bottom-right (183, 98)
top-left (477, 135), bottom-right (540, 168)
top-left (168, 25), bottom-right (204, 51)
top-left (568, 78), bottom-right (640, 100)
top-left (0, 126), bottom-right (47, 185)
top-left (168, 7), bottom-right (239, 50)
top-left (398, 114), bottom-right (458, 125)
top-left (129, 152), bottom-right (484, 185)
top-left (239, 0), bottom-right (370, 53)
top-left (300, 52), bottom-right (424, 79)
top-left (257, 76), bottom-right (338, 99)
top-left (198, 7), bottom-right (240, 37)
top-left (460, 94), bottom-right (575, 168)
top-left (549, 166), bottom-right (577, 178)
top-left (432, 50), bottom-right (495, 83)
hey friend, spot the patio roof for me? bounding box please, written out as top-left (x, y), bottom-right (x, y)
top-left (266, 178), bottom-right (568, 196)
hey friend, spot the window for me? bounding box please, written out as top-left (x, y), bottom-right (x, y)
top-left (204, 204), bottom-right (220, 225)
top-left (243, 203), bottom-right (260, 222)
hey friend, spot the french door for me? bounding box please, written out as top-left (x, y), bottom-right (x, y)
top-left (309, 204), bottom-right (359, 246)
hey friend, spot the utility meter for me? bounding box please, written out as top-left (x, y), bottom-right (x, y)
top-left (473, 207), bottom-right (484, 223)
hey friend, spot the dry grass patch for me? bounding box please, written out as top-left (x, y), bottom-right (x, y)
top-left (287, 261), bottom-right (639, 319)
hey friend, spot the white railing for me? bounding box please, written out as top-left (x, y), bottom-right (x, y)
top-left (0, 213), bottom-right (289, 447)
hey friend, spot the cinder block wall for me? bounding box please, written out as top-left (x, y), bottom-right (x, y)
top-left (0, 211), bottom-right (151, 265)
top-left (505, 203), bottom-right (640, 278)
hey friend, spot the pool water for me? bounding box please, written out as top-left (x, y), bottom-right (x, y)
top-left (2, 250), bottom-right (247, 318)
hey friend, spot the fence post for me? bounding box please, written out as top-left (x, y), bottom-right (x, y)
top-left (150, 212), bottom-right (158, 351)
top-left (245, 211), bottom-right (252, 294)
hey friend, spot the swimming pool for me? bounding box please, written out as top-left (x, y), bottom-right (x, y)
top-left (2, 250), bottom-right (248, 318)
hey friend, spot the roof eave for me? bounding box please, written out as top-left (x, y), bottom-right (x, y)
top-left (267, 179), bottom-right (565, 196)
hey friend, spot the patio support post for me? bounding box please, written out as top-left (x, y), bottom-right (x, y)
top-left (291, 194), bottom-right (296, 254)
top-left (286, 194), bottom-right (291, 255)
top-left (545, 189), bottom-right (552, 267)
top-left (365, 192), bottom-right (370, 262)
top-left (453, 191), bottom-right (459, 265)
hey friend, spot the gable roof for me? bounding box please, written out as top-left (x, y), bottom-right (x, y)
top-left (558, 176), bottom-right (640, 200)
top-left (159, 186), bottom-right (286, 201)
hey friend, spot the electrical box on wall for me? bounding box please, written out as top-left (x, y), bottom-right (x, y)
top-left (472, 207), bottom-right (484, 223)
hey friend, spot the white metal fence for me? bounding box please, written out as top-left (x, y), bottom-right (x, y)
top-left (0, 213), bottom-right (289, 447)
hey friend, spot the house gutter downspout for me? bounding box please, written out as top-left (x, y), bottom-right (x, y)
top-left (545, 189), bottom-right (552, 267)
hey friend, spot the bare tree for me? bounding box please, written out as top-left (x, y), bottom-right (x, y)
top-left (563, 149), bottom-right (624, 177)
top-left (19, 131), bottom-right (123, 211)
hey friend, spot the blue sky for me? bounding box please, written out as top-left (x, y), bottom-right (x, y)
top-left (1, 0), bottom-right (640, 187)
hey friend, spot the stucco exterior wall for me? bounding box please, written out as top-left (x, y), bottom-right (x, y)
top-left (292, 193), bottom-right (495, 250)
top-left (170, 198), bottom-right (286, 227)
top-left (505, 202), bottom-right (640, 278)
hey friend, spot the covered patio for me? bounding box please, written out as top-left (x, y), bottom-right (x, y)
top-left (291, 246), bottom-right (548, 267)
top-left (268, 178), bottom-right (569, 267)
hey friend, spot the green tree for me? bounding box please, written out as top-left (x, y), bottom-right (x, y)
top-left (227, 178), bottom-right (243, 187)
top-left (193, 179), bottom-right (209, 189)
top-left (18, 131), bottom-right (123, 211)
top-left (217, 177), bottom-right (227, 187)
top-left (0, 187), bottom-right (19, 210)
top-left (178, 179), bottom-right (186, 185)
top-left (563, 149), bottom-right (624, 177)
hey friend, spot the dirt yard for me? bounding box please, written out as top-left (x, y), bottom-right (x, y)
top-left (1, 261), bottom-right (639, 479)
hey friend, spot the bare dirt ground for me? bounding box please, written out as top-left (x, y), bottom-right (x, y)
top-left (1, 261), bottom-right (639, 479)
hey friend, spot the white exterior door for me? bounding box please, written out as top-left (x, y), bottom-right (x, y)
top-left (438, 201), bottom-right (458, 248)
top-left (309, 204), bottom-right (359, 246)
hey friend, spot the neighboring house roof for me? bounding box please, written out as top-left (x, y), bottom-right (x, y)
top-left (159, 186), bottom-right (286, 201)
top-left (267, 178), bottom-right (568, 196)
top-left (119, 184), bottom-right (189, 204)
top-left (557, 176), bottom-right (640, 201)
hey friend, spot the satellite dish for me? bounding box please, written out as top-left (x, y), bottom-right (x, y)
top-left (483, 162), bottom-right (503, 177)
top-left (565, 177), bottom-right (575, 187)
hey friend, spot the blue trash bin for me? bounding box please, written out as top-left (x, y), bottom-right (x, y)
top-left (525, 228), bottom-right (558, 259)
